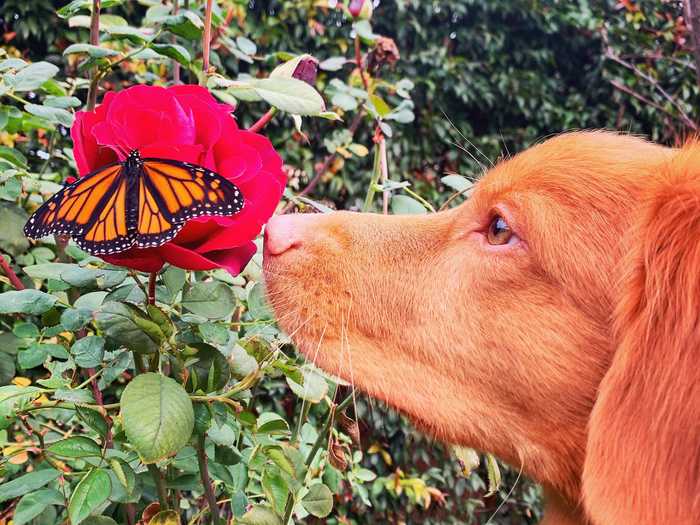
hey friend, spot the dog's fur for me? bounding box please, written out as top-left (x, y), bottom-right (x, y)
top-left (263, 131), bottom-right (700, 525)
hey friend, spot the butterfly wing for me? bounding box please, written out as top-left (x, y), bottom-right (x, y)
top-left (134, 158), bottom-right (245, 248)
top-left (24, 162), bottom-right (135, 255)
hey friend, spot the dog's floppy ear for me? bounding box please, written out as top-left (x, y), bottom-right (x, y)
top-left (582, 145), bottom-right (700, 525)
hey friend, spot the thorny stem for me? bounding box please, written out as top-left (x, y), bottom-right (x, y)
top-left (0, 254), bottom-right (24, 290)
top-left (85, 366), bottom-right (113, 448)
top-left (196, 434), bottom-right (223, 525)
top-left (362, 141), bottom-right (382, 212)
top-left (147, 463), bottom-right (170, 510)
top-left (86, 0), bottom-right (101, 111)
top-left (281, 395), bottom-right (354, 523)
top-left (354, 33), bottom-right (370, 92)
top-left (248, 107), bottom-right (278, 134)
top-left (201, 0), bottom-right (214, 85)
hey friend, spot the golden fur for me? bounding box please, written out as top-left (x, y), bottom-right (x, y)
top-left (263, 131), bottom-right (700, 524)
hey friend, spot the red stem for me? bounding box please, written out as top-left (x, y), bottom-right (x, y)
top-left (148, 272), bottom-right (157, 305)
top-left (0, 254), bottom-right (24, 290)
top-left (248, 108), bottom-right (276, 133)
top-left (202, 0), bottom-right (214, 77)
top-left (355, 33), bottom-right (370, 92)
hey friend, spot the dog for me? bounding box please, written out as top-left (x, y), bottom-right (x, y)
top-left (263, 131), bottom-right (700, 525)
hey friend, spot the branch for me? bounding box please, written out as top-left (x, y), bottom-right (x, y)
top-left (196, 435), bottom-right (223, 525)
top-left (86, 0), bottom-right (101, 111)
top-left (201, 0), bottom-right (214, 84)
top-left (147, 272), bottom-right (157, 305)
top-left (686, 0), bottom-right (700, 89)
top-left (0, 254), bottom-right (24, 290)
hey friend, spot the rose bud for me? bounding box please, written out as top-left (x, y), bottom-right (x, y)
top-left (292, 56), bottom-right (319, 86)
top-left (348, 0), bottom-right (373, 20)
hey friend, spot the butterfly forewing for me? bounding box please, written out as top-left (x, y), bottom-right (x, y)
top-left (24, 153), bottom-right (245, 256)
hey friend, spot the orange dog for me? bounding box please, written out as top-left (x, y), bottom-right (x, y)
top-left (263, 131), bottom-right (700, 525)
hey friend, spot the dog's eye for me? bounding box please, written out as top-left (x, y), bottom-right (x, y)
top-left (487, 215), bottom-right (514, 245)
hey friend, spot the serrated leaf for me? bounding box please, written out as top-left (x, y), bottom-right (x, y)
top-left (68, 468), bottom-right (111, 525)
top-left (301, 483), bottom-right (333, 518)
top-left (286, 366), bottom-right (328, 404)
top-left (24, 104), bottom-right (74, 127)
top-left (148, 510), bottom-right (180, 525)
top-left (0, 469), bottom-right (60, 502)
top-left (0, 290), bottom-right (57, 314)
top-left (239, 505), bottom-right (281, 525)
top-left (256, 412), bottom-right (289, 435)
top-left (247, 282), bottom-right (272, 320)
top-left (262, 467), bottom-right (288, 516)
top-left (48, 436), bottom-right (102, 458)
top-left (319, 56), bottom-right (347, 71)
top-left (95, 301), bottom-right (160, 354)
top-left (13, 489), bottom-right (64, 525)
top-left (485, 453), bottom-right (501, 496)
top-left (63, 43), bottom-right (120, 58)
top-left (390, 194), bottom-right (427, 215)
top-left (120, 373), bottom-right (194, 463)
top-left (71, 336), bottom-right (105, 368)
top-left (182, 282), bottom-right (235, 319)
top-left (76, 406), bottom-right (108, 436)
top-left (441, 174), bottom-right (473, 193)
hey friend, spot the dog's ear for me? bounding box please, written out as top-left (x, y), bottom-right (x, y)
top-left (583, 146), bottom-right (700, 525)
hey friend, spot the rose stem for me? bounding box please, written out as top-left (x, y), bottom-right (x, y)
top-left (86, 0), bottom-right (101, 111)
top-left (196, 434), bottom-right (223, 525)
top-left (201, 0), bottom-right (214, 86)
top-left (147, 271), bottom-right (157, 305)
top-left (0, 253), bottom-right (24, 290)
top-left (248, 107), bottom-right (278, 133)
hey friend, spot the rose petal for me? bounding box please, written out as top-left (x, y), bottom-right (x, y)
top-left (158, 241), bottom-right (256, 274)
top-left (102, 248), bottom-right (165, 273)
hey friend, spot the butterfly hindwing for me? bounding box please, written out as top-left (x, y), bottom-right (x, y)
top-left (24, 153), bottom-right (245, 256)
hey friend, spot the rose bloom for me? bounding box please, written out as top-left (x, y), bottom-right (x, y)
top-left (70, 84), bottom-right (285, 275)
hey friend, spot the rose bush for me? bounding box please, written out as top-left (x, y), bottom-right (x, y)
top-left (71, 84), bottom-right (286, 275)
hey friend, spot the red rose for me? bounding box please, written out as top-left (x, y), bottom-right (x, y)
top-left (70, 85), bottom-right (286, 275)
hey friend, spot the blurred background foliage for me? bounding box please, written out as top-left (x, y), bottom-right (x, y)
top-left (0, 1), bottom-right (696, 523)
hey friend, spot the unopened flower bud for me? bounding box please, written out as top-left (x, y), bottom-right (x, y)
top-left (348, 0), bottom-right (373, 20)
top-left (292, 56), bottom-right (319, 86)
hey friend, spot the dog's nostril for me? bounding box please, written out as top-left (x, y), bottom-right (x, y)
top-left (265, 214), bottom-right (305, 256)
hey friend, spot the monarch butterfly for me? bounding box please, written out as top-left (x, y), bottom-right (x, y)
top-left (24, 150), bottom-right (244, 256)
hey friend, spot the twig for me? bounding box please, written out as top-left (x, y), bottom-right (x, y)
top-left (147, 463), bottom-right (170, 510)
top-left (686, 1), bottom-right (700, 89)
top-left (379, 134), bottom-right (389, 214)
top-left (86, 0), bottom-right (101, 111)
top-left (196, 435), bottom-right (223, 525)
top-left (172, 0), bottom-right (181, 84)
top-left (609, 79), bottom-right (670, 115)
top-left (248, 107), bottom-right (278, 133)
top-left (201, 0), bottom-right (214, 85)
top-left (0, 253), bottom-right (24, 290)
top-left (354, 33), bottom-right (370, 92)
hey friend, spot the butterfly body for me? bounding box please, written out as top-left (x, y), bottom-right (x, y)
top-left (24, 150), bottom-right (244, 256)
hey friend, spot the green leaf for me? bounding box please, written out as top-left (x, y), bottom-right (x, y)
top-left (24, 104), bottom-right (74, 127)
top-left (198, 322), bottom-right (229, 345)
top-left (354, 20), bottom-right (377, 42)
top-left (441, 174), bottom-right (473, 193)
top-left (95, 302), bottom-right (160, 354)
top-left (60, 308), bottom-right (93, 331)
top-left (63, 44), bottom-right (120, 58)
top-left (13, 62), bottom-right (59, 91)
top-left (0, 353), bottom-right (15, 384)
top-left (120, 373), bottom-right (194, 463)
top-left (0, 203), bottom-right (29, 256)
top-left (256, 412), bottom-right (289, 435)
top-left (286, 366), bottom-right (328, 404)
top-left (83, 517), bottom-right (119, 525)
top-left (162, 11), bottom-right (204, 40)
top-left (247, 282), bottom-right (272, 320)
top-left (0, 58), bottom-right (27, 71)
top-left (302, 483), bottom-right (333, 518)
top-left (163, 266), bottom-right (186, 297)
top-left (231, 490), bottom-right (247, 517)
top-left (0, 469), bottom-right (61, 502)
top-left (71, 336), bottom-right (105, 368)
top-left (236, 36), bottom-right (257, 56)
top-left (0, 145), bottom-right (28, 168)
top-left (23, 262), bottom-right (77, 280)
top-left (57, 0), bottom-right (124, 18)
top-left (182, 281), bottom-right (235, 319)
top-left (76, 406), bottom-right (108, 437)
top-left (390, 195), bottom-right (427, 215)
top-left (151, 44), bottom-right (191, 66)
top-left (185, 343), bottom-right (231, 393)
top-left (18, 343), bottom-right (48, 369)
top-left (369, 95), bottom-right (391, 118)
top-left (48, 436), bottom-right (102, 458)
top-left (262, 467), bottom-right (288, 515)
top-left (13, 489), bottom-right (64, 525)
top-left (252, 78), bottom-right (325, 116)
top-left (104, 25), bottom-right (149, 44)
top-left (0, 290), bottom-right (57, 314)
top-left (239, 506), bottom-right (282, 525)
top-left (68, 468), bottom-right (111, 525)
top-left (44, 95), bottom-right (81, 108)
top-left (148, 510), bottom-right (180, 525)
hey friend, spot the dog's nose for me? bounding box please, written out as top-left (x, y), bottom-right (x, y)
top-left (265, 214), bottom-right (314, 255)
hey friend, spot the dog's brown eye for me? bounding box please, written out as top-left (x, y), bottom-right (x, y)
top-left (487, 216), bottom-right (513, 245)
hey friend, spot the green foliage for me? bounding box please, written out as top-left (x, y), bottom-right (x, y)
top-left (0, 1), bottom-right (696, 524)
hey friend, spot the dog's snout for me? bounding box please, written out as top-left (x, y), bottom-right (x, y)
top-left (265, 213), bottom-right (315, 255)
